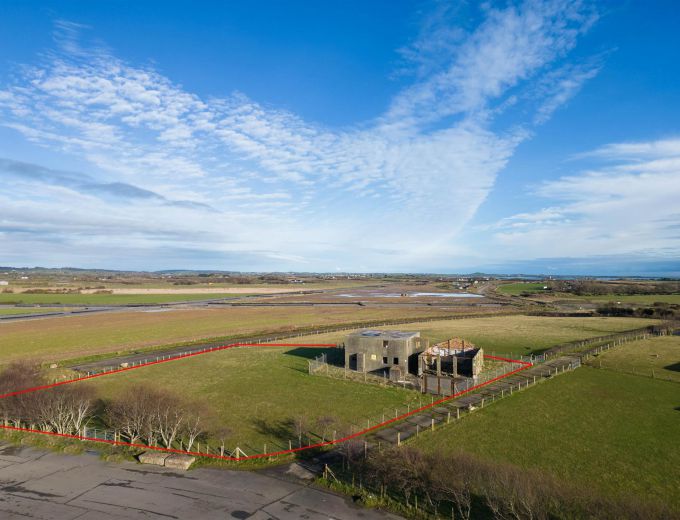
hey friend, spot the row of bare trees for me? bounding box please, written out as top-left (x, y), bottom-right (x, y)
top-left (105, 385), bottom-right (214, 452)
top-left (341, 446), bottom-right (676, 520)
top-left (0, 361), bottom-right (93, 435)
top-left (0, 362), bottom-right (220, 453)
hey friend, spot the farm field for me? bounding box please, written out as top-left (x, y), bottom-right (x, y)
top-left (6, 279), bottom-right (374, 292)
top-left (0, 307), bottom-right (69, 315)
top-left (0, 292), bottom-right (250, 306)
top-left (0, 305), bottom-right (481, 363)
top-left (415, 367), bottom-right (680, 509)
top-left (587, 334), bottom-right (680, 382)
top-left (89, 346), bottom-right (419, 453)
top-left (496, 282), bottom-right (547, 295)
top-left (297, 316), bottom-right (656, 357)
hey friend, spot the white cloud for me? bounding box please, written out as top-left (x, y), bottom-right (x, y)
top-left (533, 60), bottom-right (602, 124)
top-left (490, 137), bottom-right (680, 260)
top-left (0, 1), bottom-right (599, 270)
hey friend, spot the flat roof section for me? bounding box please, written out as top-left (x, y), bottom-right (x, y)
top-left (348, 329), bottom-right (420, 339)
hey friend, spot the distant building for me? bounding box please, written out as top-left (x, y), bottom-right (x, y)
top-left (344, 330), bottom-right (427, 379)
top-left (0, 281), bottom-right (8, 286)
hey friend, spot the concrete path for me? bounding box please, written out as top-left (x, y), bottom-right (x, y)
top-left (0, 443), bottom-right (402, 520)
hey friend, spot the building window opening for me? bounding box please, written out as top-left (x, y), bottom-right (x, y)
top-left (393, 357), bottom-right (399, 365)
top-left (382, 356), bottom-right (388, 364)
top-left (383, 340), bottom-right (389, 348)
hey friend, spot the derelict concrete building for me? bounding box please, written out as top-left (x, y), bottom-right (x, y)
top-left (344, 330), bottom-right (427, 380)
top-left (419, 338), bottom-right (484, 395)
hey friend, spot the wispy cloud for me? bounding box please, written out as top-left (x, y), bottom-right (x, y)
top-left (491, 137), bottom-right (680, 261)
top-left (0, 1), bottom-right (599, 270)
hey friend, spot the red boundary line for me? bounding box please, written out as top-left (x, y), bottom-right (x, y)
top-left (0, 343), bottom-right (532, 461)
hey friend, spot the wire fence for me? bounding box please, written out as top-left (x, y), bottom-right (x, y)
top-left (24, 320), bottom-right (678, 461)
top-left (69, 310), bottom-right (521, 378)
top-left (2, 354), bottom-right (582, 461)
top-left (542, 322), bottom-right (675, 360)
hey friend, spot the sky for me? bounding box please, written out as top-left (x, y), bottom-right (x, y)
top-left (0, 0), bottom-right (679, 276)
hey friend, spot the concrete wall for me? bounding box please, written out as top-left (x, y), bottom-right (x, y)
top-left (345, 334), bottom-right (425, 375)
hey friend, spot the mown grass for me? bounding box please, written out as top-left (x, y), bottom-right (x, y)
top-left (298, 316), bottom-right (656, 357)
top-left (0, 293), bottom-right (247, 305)
top-left (89, 346), bottom-right (420, 453)
top-left (415, 367), bottom-right (680, 509)
top-left (0, 305), bottom-right (473, 363)
top-left (587, 334), bottom-right (680, 382)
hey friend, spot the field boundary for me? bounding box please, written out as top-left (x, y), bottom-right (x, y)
top-left (0, 342), bottom-right (531, 461)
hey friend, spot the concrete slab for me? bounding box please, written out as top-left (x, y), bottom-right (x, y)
top-left (163, 453), bottom-right (195, 470)
top-left (138, 451), bottom-right (170, 466)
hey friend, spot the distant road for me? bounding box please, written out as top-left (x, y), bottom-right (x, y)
top-left (0, 289), bottom-right (504, 323)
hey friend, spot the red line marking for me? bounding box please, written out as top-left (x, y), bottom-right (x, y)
top-left (0, 343), bottom-right (532, 461)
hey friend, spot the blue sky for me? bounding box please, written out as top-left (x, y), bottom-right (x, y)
top-left (0, 1), bottom-right (679, 275)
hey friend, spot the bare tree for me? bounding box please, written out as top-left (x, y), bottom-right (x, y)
top-left (183, 409), bottom-right (205, 452)
top-left (154, 391), bottom-right (184, 449)
top-left (292, 414), bottom-right (308, 448)
top-left (68, 385), bottom-right (94, 433)
top-left (213, 426), bottom-right (232, 457)
top-left (429, 452), bottom-right (474, 520)
top-left (106, 385), bottom-right (157, 444)
top-left (0, 361), bottom-right (44, 426)
top-left (315, 415), bottom-right (335, 442)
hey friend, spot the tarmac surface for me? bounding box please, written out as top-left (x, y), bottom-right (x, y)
top-left (0, 443), bottom-right (402, 520)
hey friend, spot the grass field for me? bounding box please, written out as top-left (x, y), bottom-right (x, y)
top-left (0, 293), bottom-right (249, 305)
top-left (0, 307), bottom-right (69, 315)
top-left (297, 316), bottom-right (656, 357)
top-left (89, 346), bottom-right (419, 452)
top-left (587, 334), bottom-right (680, 382)
top-left (415, 367), bottom-right (680, 508)
top-left (496, 282), bottom-right (547, 295)
top-left (0, 306), bottom-right (477, 363)
top-left (588, 294), bottom-right (680, 305)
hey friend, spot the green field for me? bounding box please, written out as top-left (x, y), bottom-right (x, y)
top-left (0, 305), bottom-right (472, 363)
top-left (301, 315), bottom-right (656, 357)
top-left (0, 293), bottom-right (248, 305)
top-left (0, 307), bottom-right (68, 315)
top-left (497, 282), bottom-right (547, 295)
top-left (415, 367), bottom-right (680, 508)
top-left (89, 346), bottom-right (419, 452)
top-left (587, 334), bottom-right (680, 382)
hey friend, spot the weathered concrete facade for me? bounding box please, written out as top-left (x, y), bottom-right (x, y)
top-left (344, 330), bottom-right (427, 377)
top-left (418, 339), bottom-right (485, 395)
top-left (343, 331), bottom-right (484, 395)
